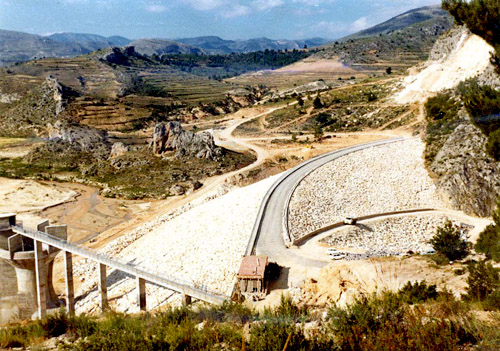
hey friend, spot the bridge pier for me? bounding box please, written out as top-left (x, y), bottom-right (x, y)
top-left (182, 293), bottom-right (192, 306)
top-left (98, 263), bottom-right (108, 310)
top-left (64, 251), bottom-right (75, 315)
top-left (137, 277), bottom-right (146, 311)
top-left (34, 240), bottom-right (48, 318)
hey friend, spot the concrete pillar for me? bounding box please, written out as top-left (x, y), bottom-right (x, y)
top-left (98, 263), bottom-right (108, 310)
top-left (136, 277), bottom-right (146, 311)
top-left (64, 252), bottom-right (75, 315)
top-left (182, 293), bottom-right (192, 306)
top-left (34, 240), bottom-right (47, 319)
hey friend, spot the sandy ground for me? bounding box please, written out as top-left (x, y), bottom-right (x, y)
top-left (395, 33), bottom-right (494, 104)
top-left (0, 178), bottom-right (77, 226)
top-left (274, 58), bottom-right (355, 74)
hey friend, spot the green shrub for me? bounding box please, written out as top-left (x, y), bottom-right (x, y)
top-left (397, 280), bottom-right (439, 304)
top-left (457, 79), bottom-right (500, 136)
top-left (464, 261), bottom-right (500, 309)
top-left (424, 92), bottom-right (460, 163)
top-left (313, 95), bottom-right (323, 109)
top-left (485, 128), bottom-right (500, 160)
top-left (327, 291), bottom-right (477, 350)
top-left (475, 201), bottom-right (500, 260)
top-left (425, 92), bottom-right (458, 121)
top-left (430, 220), bottom-right (470, 261)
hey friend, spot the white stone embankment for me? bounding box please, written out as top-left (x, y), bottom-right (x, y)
top-left (320, 214), bottom-right (472, 257)
top-left (288, 139), bottom-right (447, 241)
top-left (74, 175), bottom-right (279, 314)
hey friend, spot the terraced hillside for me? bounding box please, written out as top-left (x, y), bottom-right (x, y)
top-left (0, 48), bottom-right (259, 199)
top-left (234, 78), bottom-right (415, 138)
top-left (315, 6), bottom-right (454, 74)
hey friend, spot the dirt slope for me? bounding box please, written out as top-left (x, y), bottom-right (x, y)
top-left (395, 29), bottom-right (495, 104)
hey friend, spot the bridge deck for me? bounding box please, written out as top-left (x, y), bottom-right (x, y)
top-left (11, 226), bottom-right (227, 306)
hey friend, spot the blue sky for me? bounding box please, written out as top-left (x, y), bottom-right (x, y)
top-left (0, 0), bottom-right (441, 40)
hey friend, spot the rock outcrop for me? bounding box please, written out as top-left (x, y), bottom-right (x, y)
top-left (431, 122), bottom-right (500, 217)
top-left (109, 142), bottom-right (129, 159)
top-left (47, 120), bottom-right (108, 152)
top-left (0, 76), bottom-right (67, 137)
top-left (152, 121), bottom-right (223, 160)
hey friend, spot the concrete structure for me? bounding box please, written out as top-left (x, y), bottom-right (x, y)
top-left (2, 213), bottom-right (227, 319)
top-left (0, 214), bottom-right (66, 318)
top-left (236, 255), bottom-right (268, 300)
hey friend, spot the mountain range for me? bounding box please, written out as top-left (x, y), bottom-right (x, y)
top-left (0, 31), bottom-right (328, 66)
top-left (0, 5), bottom-right (450, 66)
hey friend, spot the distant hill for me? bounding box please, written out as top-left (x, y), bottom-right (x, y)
top-left (341, 5), bottom-right (450, 40)
top-left (315, 5), bottom-right (454, 73)
top-left (48, 32), bottom-right (131, 51)
top-left (0, 30), bottom-right (131, 66)
top-left (0, 29), bottom-right (88, 66)
top-left (127, 39), bottom-right (205, 56)
top-left (176, 36), bottom-right (328, 54)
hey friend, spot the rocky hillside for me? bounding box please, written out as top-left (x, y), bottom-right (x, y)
top-left (315, 6), bottom-right (453, 72)
top-left (175, 36), bottom-right (328, 54)
top-left (404, 27), bottom-right (500, 217)
top-left (0, 29), bottom-right (88, 66)
top-left (127, 39), bottom-right (204, 56)
top-left (342, 5), bottom-right (450, 40)
top-left (48, 32), bottom-right (131, 51)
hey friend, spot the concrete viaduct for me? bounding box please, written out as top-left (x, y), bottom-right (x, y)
top-left (0, 214), bottom-right (226, 319)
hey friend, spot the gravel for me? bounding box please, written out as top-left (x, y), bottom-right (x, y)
top-left (320, 214), bottom-right (473, 258)
top-left (288, 139), bottom-right (447, 240)
top-left (74, 175), bottom-right (279, 314)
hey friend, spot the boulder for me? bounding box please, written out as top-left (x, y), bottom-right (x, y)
top-left (47, 120), bottom-right (108, 152)
top-left (151, 121), bottom-right (224, 160)
top-left (169, 184), bottom-right (185, 196)
top-left (109, 142), bottom-right (129, 159)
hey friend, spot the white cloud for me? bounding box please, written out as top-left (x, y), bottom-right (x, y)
top-left (252, 0), bottom-right (284, 11)
top-left (351, 16), bottom-right (370, 32)
top-left (146, 4), bottom-right (167, 13)
top-left (222, 4), bottom-right (252, 17)
top-left (291, 0), bottom-right (332, 5)
top-left (311, 16), bottom-right (375, 37)
top-left (180, 0), bottom-right (285, 17)
top-left (181, 0), bottom-right (226, 11)
top-left (312, 21), bottom-right (349, 36)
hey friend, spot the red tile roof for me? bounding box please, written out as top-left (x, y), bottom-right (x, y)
top-left (237, 255), bottom-right (268, 279)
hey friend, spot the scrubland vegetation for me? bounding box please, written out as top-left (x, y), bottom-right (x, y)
top-left (1, 282), bottom-right (498, 350)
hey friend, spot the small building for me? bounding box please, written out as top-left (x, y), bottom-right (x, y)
top-left (236, 255), bottom-right (269, 300)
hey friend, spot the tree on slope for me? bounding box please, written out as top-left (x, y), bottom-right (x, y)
top-left (475, 199), bottom-right (500, 261)
top-left (430, 219), bottom-right (470, 261)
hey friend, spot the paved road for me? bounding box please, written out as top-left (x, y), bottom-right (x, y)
top-left (253, 138), bottom-right (404, 268)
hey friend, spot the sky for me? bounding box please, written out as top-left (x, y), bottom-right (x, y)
top-left (0, 0), bottom-right (442, 40)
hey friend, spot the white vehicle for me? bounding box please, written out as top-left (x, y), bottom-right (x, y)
top-left (329, 252), bottom-right (346, 260)
top-left (326, 248), bottom-right (346, 260)
top-left (343, 217), bottom-right (357, 225)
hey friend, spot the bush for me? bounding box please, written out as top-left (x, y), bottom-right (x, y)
top-left (313, 95), bottom-right (323, 109)
top-left (464, 261), bottom-right (500, 308)
top-left (485, 128), bottom-right (500, 160)
top-left (475, 200), bottom-right (500, 260)
top-left (430, 220), bottom-right (470, 261)
top-left (425, 92), bottom-right (458, 121)
top-left (327, 291), bottom-right (477, 350)
top-left (424, 92), bottom-right (461, 163)
top-left (397, 281), bottom-right (439, 304)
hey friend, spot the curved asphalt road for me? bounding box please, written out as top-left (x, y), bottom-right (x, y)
top-left (253, 137), bottom-right (404, 268)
